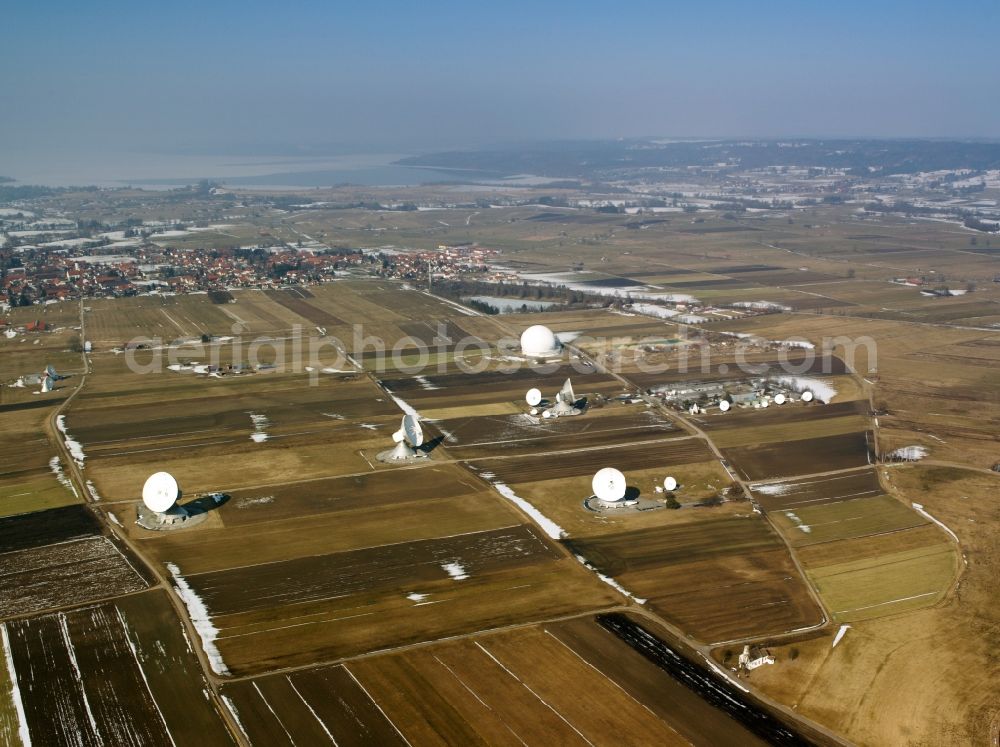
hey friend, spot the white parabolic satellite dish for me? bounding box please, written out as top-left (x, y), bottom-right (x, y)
top-left (801, 390), bottom-right (814, 402)
top-left (664, 476), bottom-right (678, 492)
top-left (774, 393), bottom-right (786, 405)
top-left (143, 472), bottom-right (179, 513)
top-left (593, 467), bottom-right (627, 503)
top-left (719, 400), bottom-right (731, 412)
top-left (526, 388), bottom-right (542, 406)
top-left (401, 414), bottom-right (424, 447)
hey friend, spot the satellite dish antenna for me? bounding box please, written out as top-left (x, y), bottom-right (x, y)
top-left (526, 388), bottom-right (542, 407)
top-left (761, 399), bottom-right (770, 408)
top-left (719, 400), bottom-right (731, 412)
top-left (46, 364), bottom-right (58, 379)
top-left (592, 467), bottom-right (627, 503)
top-left (142, 472), bottom-right (179, 514)
top-left (385, 414), bottom-right (425, 461)
top-left (560, 378), bottom-right (576, 405)
top-left (801, 390), bottom-right (814, 402)
top-left (403, 414), bottom-right (424, 448)
top-left (40, 376), bottom-right (54, 393)
top-left (774, 393), bottom-right (786, 405)
top-left (664, 476), bottom-right (678, 492)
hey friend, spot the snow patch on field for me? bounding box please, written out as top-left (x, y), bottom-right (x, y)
top-left (386, 390), bottom-right (420, 419)
top-left (832, 624), bottom-right (850, 648)
top-left (49, 455), bottom-right (78, 498)
top-left (912, 502), bottom-right (959, 543)
top-left (441, 562), bottom-right (468, 580)
top-left (751, 480), bottom-right (795, 496)
top-left (108, 512), bottom-right (123, 527)
top-left (221, 695), bottom-right (248, 739)
top-left (247, 412), bottom-right (269, 443)
top-left (573, 554), bottom-right (646, 604)
top-left (889, 445), bottom-right (928, 461)
top-left (628, 302), bottom-right (680, 320)
top-left (732, 300), bottom-right (791, 312)
top-left (56, 415), bottom-right (86, 466)
top-left (773, 375), bottom-right (837, 403)
top-left (1, 624), bottom-right (32, 746)
top-left (772, 338), bottom-right (814, 350)
top-left (166, 562), bottom-right (229, 675)
top-left (784, 511), bottom-right (812, 533)
top-left (236, 495), bottom-right (275, 509)
top-left (481, 475), bottom-right (566, 539)
top-left (406, 592), bottom-right (428, 602)
top-left (85, 480), bottom-right (101, 501)
top-left (414, 375), bottom-right (439, 391)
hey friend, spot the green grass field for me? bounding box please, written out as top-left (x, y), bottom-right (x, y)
top-left (809, 542), bottom-right (956, 621)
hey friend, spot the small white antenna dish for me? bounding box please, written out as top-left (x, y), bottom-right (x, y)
top-left (761, 399), bottom-right (769, 408)
top-left (719, 400), bottom-right (731, 412)
top-left (664, 476), bottom-right (678, 492)
top-left (143, 472), bottom-right (179, 514)
top-left (593, 467), bottom-right (627, 503)
top-left (801, 390), bottom-right (814, 402)
top-left (526, 388), bottom-right (542, 407)
top-left (774, 393), bottom-right (786, 405)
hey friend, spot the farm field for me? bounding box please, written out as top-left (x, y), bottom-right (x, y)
top-left (745, 466), bottom-right (993, 746)
top-left (769, 493), bottom-right (929, 547)
top-left (748, 468), bottom-right (884, 511)
top-left (0, 590), bottom-right (235, 746)
top-left (567, 517), bottom-right (822, 642)
top-left (723, 430), bottom-right (874, 481)
top-left (0, 505), bottom-right (150, 617)
top-left (224, 616), bottom-right (771, 746)
top-left (165, 521), bottom-right (617, 676)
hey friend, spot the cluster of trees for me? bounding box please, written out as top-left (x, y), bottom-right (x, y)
top-left (964, 216), bottom-right (999, 233)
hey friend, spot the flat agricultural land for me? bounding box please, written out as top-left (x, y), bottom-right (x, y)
top-left (0, 505), bottom-right (149, 617)
top-left (723, 431), bottom-right (874, 481)
top-left (769, 494), bottom-right (929, 547)
top-left (568, 516), bottom-right (822, 642)
top-left (163, 518), bottom-right (616, 675)
top-left (744, 466), bottom-right (992, 746)
top-left (749, 468), bottom-right (883, 511)
top-left (4, 196), bottom-right (999, 746)
top-left (223, 616), bottom-right (768, 747)
top-left (0, 590), bottom-right (235, 746)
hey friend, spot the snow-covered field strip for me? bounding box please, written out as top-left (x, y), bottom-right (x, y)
top-left (1, 624), bottom-right (32, 746)
top-left (166, 563), bottom-right (229, 675)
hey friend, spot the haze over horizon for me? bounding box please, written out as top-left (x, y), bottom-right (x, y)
top-left (2, 0), bottom-right (999, 160)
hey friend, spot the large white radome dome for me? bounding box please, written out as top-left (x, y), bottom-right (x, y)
top-left (520, 325), bottom-right (560, 357)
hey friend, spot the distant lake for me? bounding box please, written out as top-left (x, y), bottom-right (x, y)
top-left (1, 150), bottom-right (499, 189)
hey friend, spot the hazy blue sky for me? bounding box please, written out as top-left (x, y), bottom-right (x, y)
top-left (2, 0), bottom-right (998, 154)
